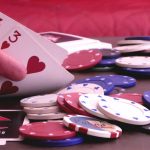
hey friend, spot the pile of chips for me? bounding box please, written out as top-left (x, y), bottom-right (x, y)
top-left (114, 36), bottom-right (150, 75)
top-left (20, 94), bottom-right (66, 120)
top-left (18, 38), bottom-right (150, 146)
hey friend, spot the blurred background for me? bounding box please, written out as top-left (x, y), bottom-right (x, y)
top-left (1, 0), bottom-right (150, 37)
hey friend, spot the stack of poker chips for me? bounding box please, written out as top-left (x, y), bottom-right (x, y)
top-left (20, 94), bottom-right (66, 120)
top-left (113, 36), bottom-right (150, 75)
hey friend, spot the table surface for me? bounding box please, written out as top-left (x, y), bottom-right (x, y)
top-left (1, 37), bottom-right (150, 150)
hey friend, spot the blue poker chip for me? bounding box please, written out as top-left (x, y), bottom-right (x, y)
top-left (122, 67), bottom-right (150, 75)
top-left (24, 136), bottom-right (84, 147)
top-left (142, 91), bottom-right (150, 109)
top-left (125, 36), bottom-right (150, 41)
top-left (74, 77), bottom-right (115, 95)
top-left (102, 75), bottom-right (136, 88)
top-left (96, 58), bottom-right (116, 67)
top-left (79, 75), bottom-right (136, 88)
top-left (100, 49), bottom-right (121, 59)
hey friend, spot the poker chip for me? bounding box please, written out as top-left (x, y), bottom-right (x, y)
top-left (91, 66), bottom-right (114, 71)
top-left (58, 83), bottom-right (104, 95)
top-left (84, 75), bottom-right (136, 88)
top-left (96, 58), bottom-right (116, 67)
top-left (57, 94), bottom-right (75, 114)
top-left (24, 136), bottom-right (84, 147)
top-left (74, 77), bottom-right (114, 95)
top-left (122, 67), bottom-right (150, 75)
top-left (27, 112), bottom-right (66, 120)
top-left (23, 106), bottom-right (60, 114)
top-left (63, 115), bottom-right (122, 138)
top-left (19, 121), bottom-right (76, 140)
top-left (64, 93), bottom-right (92, 116)
top-left (117, 40), bottom-right (150, 46)
top-left (142, 91), bottom-right (150, 108)
top-left (20, 94), bottom-right (58, 107)
top-left (100, 49), bottom-right (120, 58)
top-left (79, 94), bottom-right (110, 119)
top-left (140, 124), bottom-right (150, 133)
top-left (109, 87), bottom-right (126, 95)
top-left (115, 56), bottom-right (150, 68)
top-left (97, 95), bottom-right (150, 125)
top-left (102, 75), bottom-right (136, 88)
top-left (62, 49), bottom-right (102, 71)
top-left (110, 93), bottom-right (144, 105)
top-left (125, 36), bottom-right (150, 41)
top-left (113, 44), bottom-right (150, 53)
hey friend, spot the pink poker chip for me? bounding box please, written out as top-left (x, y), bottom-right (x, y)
top-left (64, 93), bottom-right (93, 116)
top-left (19, 121), bottom-right (76, 140)
top-left (110, 93), bottom-right (144, 105)
top-left (62, 49), bottom-right (102, 71)
top-left (57, 94), bottom-right (75, 114)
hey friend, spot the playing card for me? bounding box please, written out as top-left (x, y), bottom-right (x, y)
top-left (0, 25), bottom-right (74, 96)
top-left (0, 110), bottom-right (29, 145)
top-left (0, 12), bottom-right (68, 64)
top-left (0, 12), bottom-right (17, 40)
top-left (40, 31), bottom-right (112, 54)
top-left (40, 32), bottom-right (83, 43)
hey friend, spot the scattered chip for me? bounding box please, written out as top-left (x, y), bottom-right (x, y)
top-left (142, 91), bottom-right (150, 109)
top-left (57, 94), bottom-right (75, 114)
top-left (79, 94), bottom-right (110, 119)
top-left (19, 121), bottom-right (76, 140)
top-left (116, 56), bottom-right (150, 68)
top-left (97, 95), bottom-right (150, 125)
top-left (63, 115), bottom-right (122, 138)
top-left (58, 83), bottom-right (104, 95)
top-left (64, 93), bottom-right (92, 116)
top-left (100, 49), bottom-right (120, 58)
top-left (62, 49), bottom-right (102, 71)
top-left (110, 93), bottom-right (144, 105)
top-left (24, 136), bottom-right (84, 147)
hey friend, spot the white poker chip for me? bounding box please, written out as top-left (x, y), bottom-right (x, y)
top-left (24, 106), bottom-right (60, 114)
top-left (27, 112), bottom-right (66, 120)
top-left (79, 94), bottom-right (110, 119)
top-left (114, 44), bottom-right (150, 53)
top-left (97, 95), bottom-right (150, 125)
top-left (63, 115), bottom-right (122, 138)
top-left (115, 56), bottom-right (150, 68)
top-left (20, 94), bottom-right (58, 107)
top-left (117, 40), bottom-right (150, 45)
top-left (58, 83), bottom-right (104, 95)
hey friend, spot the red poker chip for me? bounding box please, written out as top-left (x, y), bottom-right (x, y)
top-left (64, 93), bottom-right (93, 116)
top-left (110, 93), bottom-right (144, 105)
top-left (62, 49), bottom-right (102, 71)
top-left (19, 121), bottom-right (76, 140)
top-left (57, 94), bottom-right (75, 114)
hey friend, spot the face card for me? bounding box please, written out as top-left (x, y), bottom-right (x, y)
top-left (0, 110), bottom-right (29, 145)
top-left (0, 25), bottom-right (74, 96)
top-left (0, 12), bottom-right (68, 64)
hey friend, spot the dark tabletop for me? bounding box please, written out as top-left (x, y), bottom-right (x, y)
top-left (1, 37), bottom-right (150, 150)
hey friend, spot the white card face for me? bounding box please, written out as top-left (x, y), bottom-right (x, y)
top-left (0, 12), bottom-right (17, 39)
top-left (0, 25), bottom-right (74, 96)
top-left (0, 12), bottom-right (68, 64)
